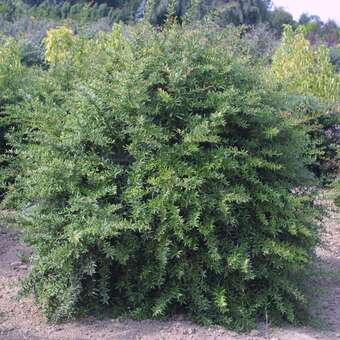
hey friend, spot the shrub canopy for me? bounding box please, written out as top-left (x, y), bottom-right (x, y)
top-left (9, 22), bottom-right (320, 330)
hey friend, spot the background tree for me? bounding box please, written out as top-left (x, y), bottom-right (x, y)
top-left (269, 7), bottom-right (294, 34)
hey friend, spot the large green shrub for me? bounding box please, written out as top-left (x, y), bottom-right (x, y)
top-left (11, 23), bottom-right (320, 329)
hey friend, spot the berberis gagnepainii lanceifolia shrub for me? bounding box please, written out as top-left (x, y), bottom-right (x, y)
top-left (10, 22), bottom-right (321, 330)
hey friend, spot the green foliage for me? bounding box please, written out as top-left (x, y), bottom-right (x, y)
top-left (0, 0), bottom-right (114, 23)
top-left (299, 14), bottom-right (340, 46)
top-left (272, 25), bottom-right (339, 102)
top-left (0, 38), bottom-right (26, 197)
top-left (0, 38), bottom-right (23, 105)
top-left (0, 1), bottom-right (17, 21)
top-left (330, 45), bottom-right (340, 72)
top-left (286, 96), bottom-right (339, 182)
top-left (242, 23), bottom-right (276, 63)
top-left (331, 178), bottom-right (340, 208)
top-left (3, 0), bottom-right (275, 26)
top-left (43, 26), bottom-right (75, 65)
top-left (194, 0), bottom-right (271, 26)
top-left (269, 7), bottom-right (294, 34)
top-left (6, 22), bottom-right (321, 330)
top-left (272, 26), bottom-right (339, 182)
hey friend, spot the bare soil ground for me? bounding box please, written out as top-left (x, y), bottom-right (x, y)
top-left (0, 193), bottom-right (339, 340)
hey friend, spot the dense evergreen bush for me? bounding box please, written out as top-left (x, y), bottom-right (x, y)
top-left (9, 23), bottom-right (321, 329)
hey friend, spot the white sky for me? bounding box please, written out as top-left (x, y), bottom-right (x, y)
top-left (271, 0), bottom-right (340, 24)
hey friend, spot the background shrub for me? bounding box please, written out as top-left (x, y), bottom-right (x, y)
top-left (272, 25), bottom-right (340, 182)
top-left (272, 25), bottom-right (339, 102)
top-left (331, 178), bottom-right (340, 207)
top-left (286, 96), bottom-right (339, 183)
top-left (330, 45), bottom-right (340, 72)
top-left (0, 38), bottom-right (26, 197)
top-left (7, 22), bottom-right (322, 330)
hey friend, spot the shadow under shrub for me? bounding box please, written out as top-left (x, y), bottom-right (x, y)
top-left (10, 22), bottom-right (321, 330)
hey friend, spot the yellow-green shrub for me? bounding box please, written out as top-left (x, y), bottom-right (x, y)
top-left (43, 26), bottom-right (75, 65)
top-left (272, 26), bottom-right (339, 182)
top-left (272, 25), bottom-right (339, 101)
